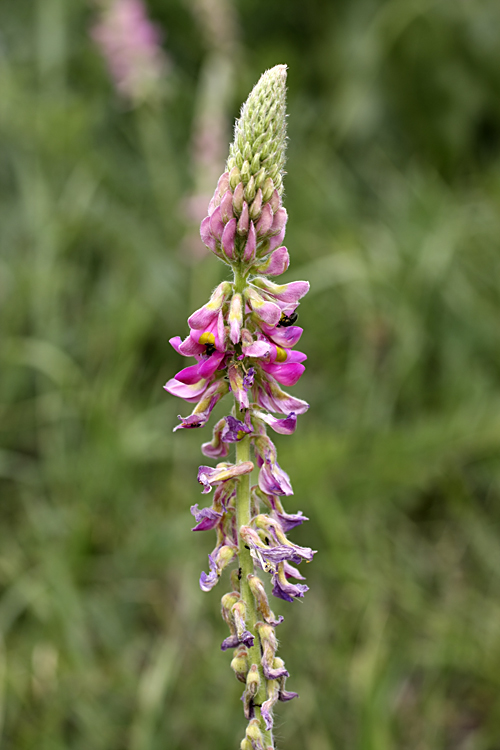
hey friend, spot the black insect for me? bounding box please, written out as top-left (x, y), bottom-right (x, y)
top-left (277, 311), bottom-right (298, 328)
top-left (238, 567), bottom-right (242, 581)
top-left (204, 342), bottom-right (216, 356)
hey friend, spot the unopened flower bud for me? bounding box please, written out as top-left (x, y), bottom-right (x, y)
top-left (251, 152), bottom-right (261, 173)
top-left (220, 190), bottom-right (234, 223)
top-left (231, 645), bottom-right (249, 683)
top-left (237, 202), bottom-right (250, 235)
top-left (227, 66), bottom-right (287, 197)
top-left (262, 178), bottom-right (275, 203)
top-left (240, 739), bottom-right (253, 750)
top-left (256, 203), bottom-right (273, 237)
top-left (221, 591), bottom-right (241, 628)
top-left (244, 176), bottom-right (256, 203)
top-left (241, 160), bottom-right (251, 183)
top-left (227, 164), bottom-right (238, 186)
top-left (233, 182), bottom-right (245, 213)
top-left (242, 663), bottom-right (260, 719)
top-left (269, 188), bottom-right (281, 213)
top-left (254, 168), bottom-right (266, 189)
top-left (249, 188), bottom-right (263, 221)
top-left (269, 164), bottom-right (280, 182)
top-left (245, 719), bottom-right (265, 750)
top-left (246, 664), bottom-right (260, 696)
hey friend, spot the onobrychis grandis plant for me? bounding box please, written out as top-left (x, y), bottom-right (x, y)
top-left (164, 64), bottom-right (315, 750)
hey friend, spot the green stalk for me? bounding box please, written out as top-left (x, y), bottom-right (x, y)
top-left (234, 267), bottom-right (273, 747)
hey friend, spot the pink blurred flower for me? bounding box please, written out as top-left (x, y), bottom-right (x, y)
top-left (91, 0), bottom-right (168, 104)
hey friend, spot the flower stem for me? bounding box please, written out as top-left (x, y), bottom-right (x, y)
top-left (234, 266), bottom-right (273, 746)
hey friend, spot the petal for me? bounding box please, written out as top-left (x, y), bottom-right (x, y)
top-left (259, 462), bottom-right (294, 496)
top-left (201, 418), bottom-right (230, 458)
top-left (275, 509), bottom-right (308, 532)
top-left (253, 246), bottom-right (289, 276)
top-left (259, 376), bottom-right (310, 415)
top-left (261, 324), bottom-right (303, 348)
top-left (190, 503), bottom-right (223, 531)
top-left (197, 350), bottom-right (225, 379)
top-left (164, 377), bottom-right (208, 401)
top-left (229, 293), bottom-right (243, 345)
top-left (260, 362), bottom-right (306, 386)
top-left (220, 415), bottom-right (252, 442)
top-left (253, 278), bottom-right (310, 305)
top-left (272, 569), bottom-right (309, 602)
top-left (188, 282), bottom-right (230, 329)
top-left (216, 171), bottom-right (230, 196)
top-left (279, 689), bottom-right (299, 702)
top-left (245, 287), bottom-right (281, 326)
top-left (169, 336), bottom-right (184, 355)
top-left (255, 410), bottom-right (297, 435)
top-left (197, 461), bottom-right (254, 492)
top-left (243, 339), bottom-right (272, 358)
top-left (174, 363), bottom-right (204, 384)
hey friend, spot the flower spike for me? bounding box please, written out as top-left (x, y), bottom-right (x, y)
top-left (163, 65), bottom-right (311, 747)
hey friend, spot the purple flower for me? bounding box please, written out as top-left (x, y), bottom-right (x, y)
top-left (252, 277), bottom-right (310, 308)
top-left (190, 503), bottom-right (223, 531)
top-left (199, 544), bottom-right (236, 592)
top-left (240, 526), bottom-right (313, 567)
top-left (220, 415), bottom-right (252, 442)
top-left (253, 410), bottom-right (297, 435)
top-left (261, 680), bottom-right (279, 731)
top-left (256, 622), bottom-right (289, 680)
top-left (257, 491), bottom-right (308, 531)
top-left (173, 380), bottom-right (228, 431)
top-left (197, 461), bottom-right (254, 494)
top-left (279, 688), bottom-right (299, 702)
top-left (220, 631), bottom-right (255, 651)
top-left (253, 372), bottom-right (310, 416)
top-left (243, 367), bottom-right (255, 390)
top-left (254, 436), bottom-right (294, 496)
top-left (228, 364), bottom-right (251, 410)
top-left (272, 563), bottom-right (309, 602)
top-left (252, 245), bottom-right (290, 277)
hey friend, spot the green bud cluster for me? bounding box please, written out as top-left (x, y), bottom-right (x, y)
top-left (227, 65), bottom-right (288, 197)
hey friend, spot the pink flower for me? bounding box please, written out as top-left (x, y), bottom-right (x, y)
top-left (91, 0), bottom-right (167, 104)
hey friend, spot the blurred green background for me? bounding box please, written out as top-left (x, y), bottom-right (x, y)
top-left (2, 0), bottom-right (500, 747)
